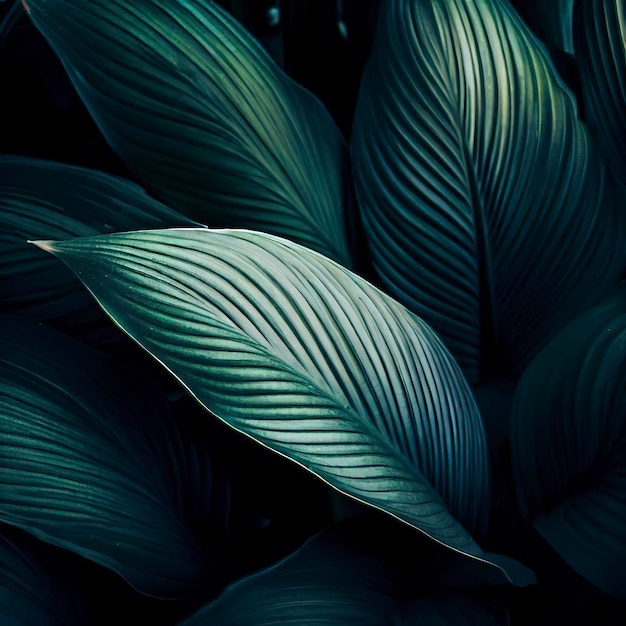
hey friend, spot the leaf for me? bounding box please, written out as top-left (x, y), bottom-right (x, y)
top-left (574, 0), bottom-right (626, 186)
top-left (0, 315), bottom-right (228, 598)
top-left (181, 515), bottom-right (508, 625)
top-left (0, 155), bottom-right (197, 348)
top-left (351, 0), bottom-right (625, 383)
top-left (23, 0), bottom-right (352, 266)
top-left (511, 0), bottom-right (575, 54)
top-left (33, 227), bottom-right (535, 585)
top-left (0, 529), bottom-right (90, 626)
top-left (510, 284), bottom-right (626, 598)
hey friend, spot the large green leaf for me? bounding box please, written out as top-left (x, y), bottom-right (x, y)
top-left (0, 156), bottom-right (197, 347)
top-left (181, 515), bottom-right (508, 625)
top-left (0, 316), bottom-right (228, 598)
top-left (23, 0), bottom-right (352, 266)
top-left (510, 285), bottom-right (626, 598)
top-left (351, 0), bottom-right (624, 383)
top-left (574, 0), bottom-right (626, 186)
top-left (33, 227), bottom-right (535, 584)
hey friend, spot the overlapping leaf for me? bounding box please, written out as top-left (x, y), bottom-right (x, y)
top-left (512, 0), bottom-right (575, 53)
top-left (24, 0), bottom-right (352, 266)
top-left (34, 227), bottom-right (535, 584)
top-left (0, 156), bottom-right (197, 347)
top-left (181, 516), bottom-right (507, 625)
top-left (511, 285), bottom-right (626, 598)
top-left (575, 0), bottom-right (626, 186)
top-left (0, 529), bottom-right (90, 626)
top-left (351, 0), bottom-right (624, 383)
top-left (0, 316), bottom-right (227, 598)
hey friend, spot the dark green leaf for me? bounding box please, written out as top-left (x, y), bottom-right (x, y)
top-left (24, 0), bottom-right (352, 266)
top-left (0, 316), bottom-right (226, 598)
top-left (0, 156), bottom-right (197, 348)
top-left (34, 227), bottom-right (535, 585)
top-left (181, 515), bottom-right (508, 625)
top-left (0, 529), bottom-right (90, 626)
top-left (574, 0), bottom-right (626, 186)
top-left (351, 0), bottom-right (624, 383)
top-left (511, 0), bottom-right (575, 54)
top-left (511, 285), bottom-right (626, 598)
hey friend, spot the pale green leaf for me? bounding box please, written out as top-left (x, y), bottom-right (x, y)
top-left (33, 227), bottom-right (534, 584)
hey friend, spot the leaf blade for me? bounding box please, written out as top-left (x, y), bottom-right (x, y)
top-left (0, 315), bottom-right (225, 598)
top-left (351, 0), bottom-right (624, 382)
top-left (511, 285), bottom-right (626, 598)
top-left (35, 227), bottom-right (533, 584)
top-left (24, 0), bottom-right (352, 265)
top-left (0, 155), bottom-right (196, 347)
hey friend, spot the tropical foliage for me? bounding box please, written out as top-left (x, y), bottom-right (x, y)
top-left (1, 0), bottom-right (625, 623)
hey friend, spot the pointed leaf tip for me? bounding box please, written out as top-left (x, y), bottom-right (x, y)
top-left (28, 240), bottom-right (58, 253)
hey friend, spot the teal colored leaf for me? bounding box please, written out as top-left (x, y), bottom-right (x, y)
top-left (24, 0), bottom-right (352, 266)
top-left (0, 316), bottom-right (227, 598)
top-left (181, 516), bottom-right (507, 625)
top-left (0, 156), bottom-right (197, 348)
top-left (511, 285), bottom-right (626, 598)
top-left (575, 0), bottom-right (626, 186)
top-left (34, 227), bottom-right (531, 583)
top-left (351, 0), bottom-right (624, 383)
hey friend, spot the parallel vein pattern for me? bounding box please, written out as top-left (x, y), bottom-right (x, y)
top-left (25, 0), bottom-right (352, 266)
top-left (575, 0), bottom-right (626, 186)
top-left (0, 156), bottom-right (195, 347)
top-left (352, 0), bottom-right (624, 382)
top-left (40, 228), bottom-right (490, 563)
top-left (0, 316), bottom-right (221, 598)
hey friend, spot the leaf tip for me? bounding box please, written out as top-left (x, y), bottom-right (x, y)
top-left (28, 240), bottom-right (59, 253)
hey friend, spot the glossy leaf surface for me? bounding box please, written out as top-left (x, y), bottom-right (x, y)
top-left (0, 316), bottom-right (224, 598)
top-left (511, 285), bottom-right (626, 598)
top-left (24, 0), bottom-right (352, 265)
top-left (33, 227), bottom-right (535, 582)
top-left (0, 156), bottom-right (196, 347)
top-left (352, 0), bottom-right (624, 383)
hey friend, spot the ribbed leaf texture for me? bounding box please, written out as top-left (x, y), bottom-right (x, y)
top-left (351, 0), bottom-right (624, 383)
top-left (575, 0), bottom-right (626, 187)
top-left (182, 517), bottom-right (507, 625)
top-left (0, 316), bottom-right (227, 598)
top-left (23, 0), bottom-right (352, 266)
top-left (0, 156), bottom-right (196, 347)
top-left (511, 285), bottom-right (626, 598)
top-left (34, 227), bottom-right (531, 583)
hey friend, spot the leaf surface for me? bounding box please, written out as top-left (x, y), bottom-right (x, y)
top-left (24, 0), bottom-right (351, 265)
top-left (0, 156), bottom-right (196, 347)
top-left (34, 227), bottom-right (532, 582)
top-left (351, 0), bottom-right (624, 382)
top-left (511, 285), bottom-right (626, 598)
top-left (0, 530), bottom-right (90, 626)
top-left (181, 516), bottom-right (508, 626)
top-left (575, 0), bottom-right (626, 186)
top-left (0, 316), bottom-right (226, 598)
